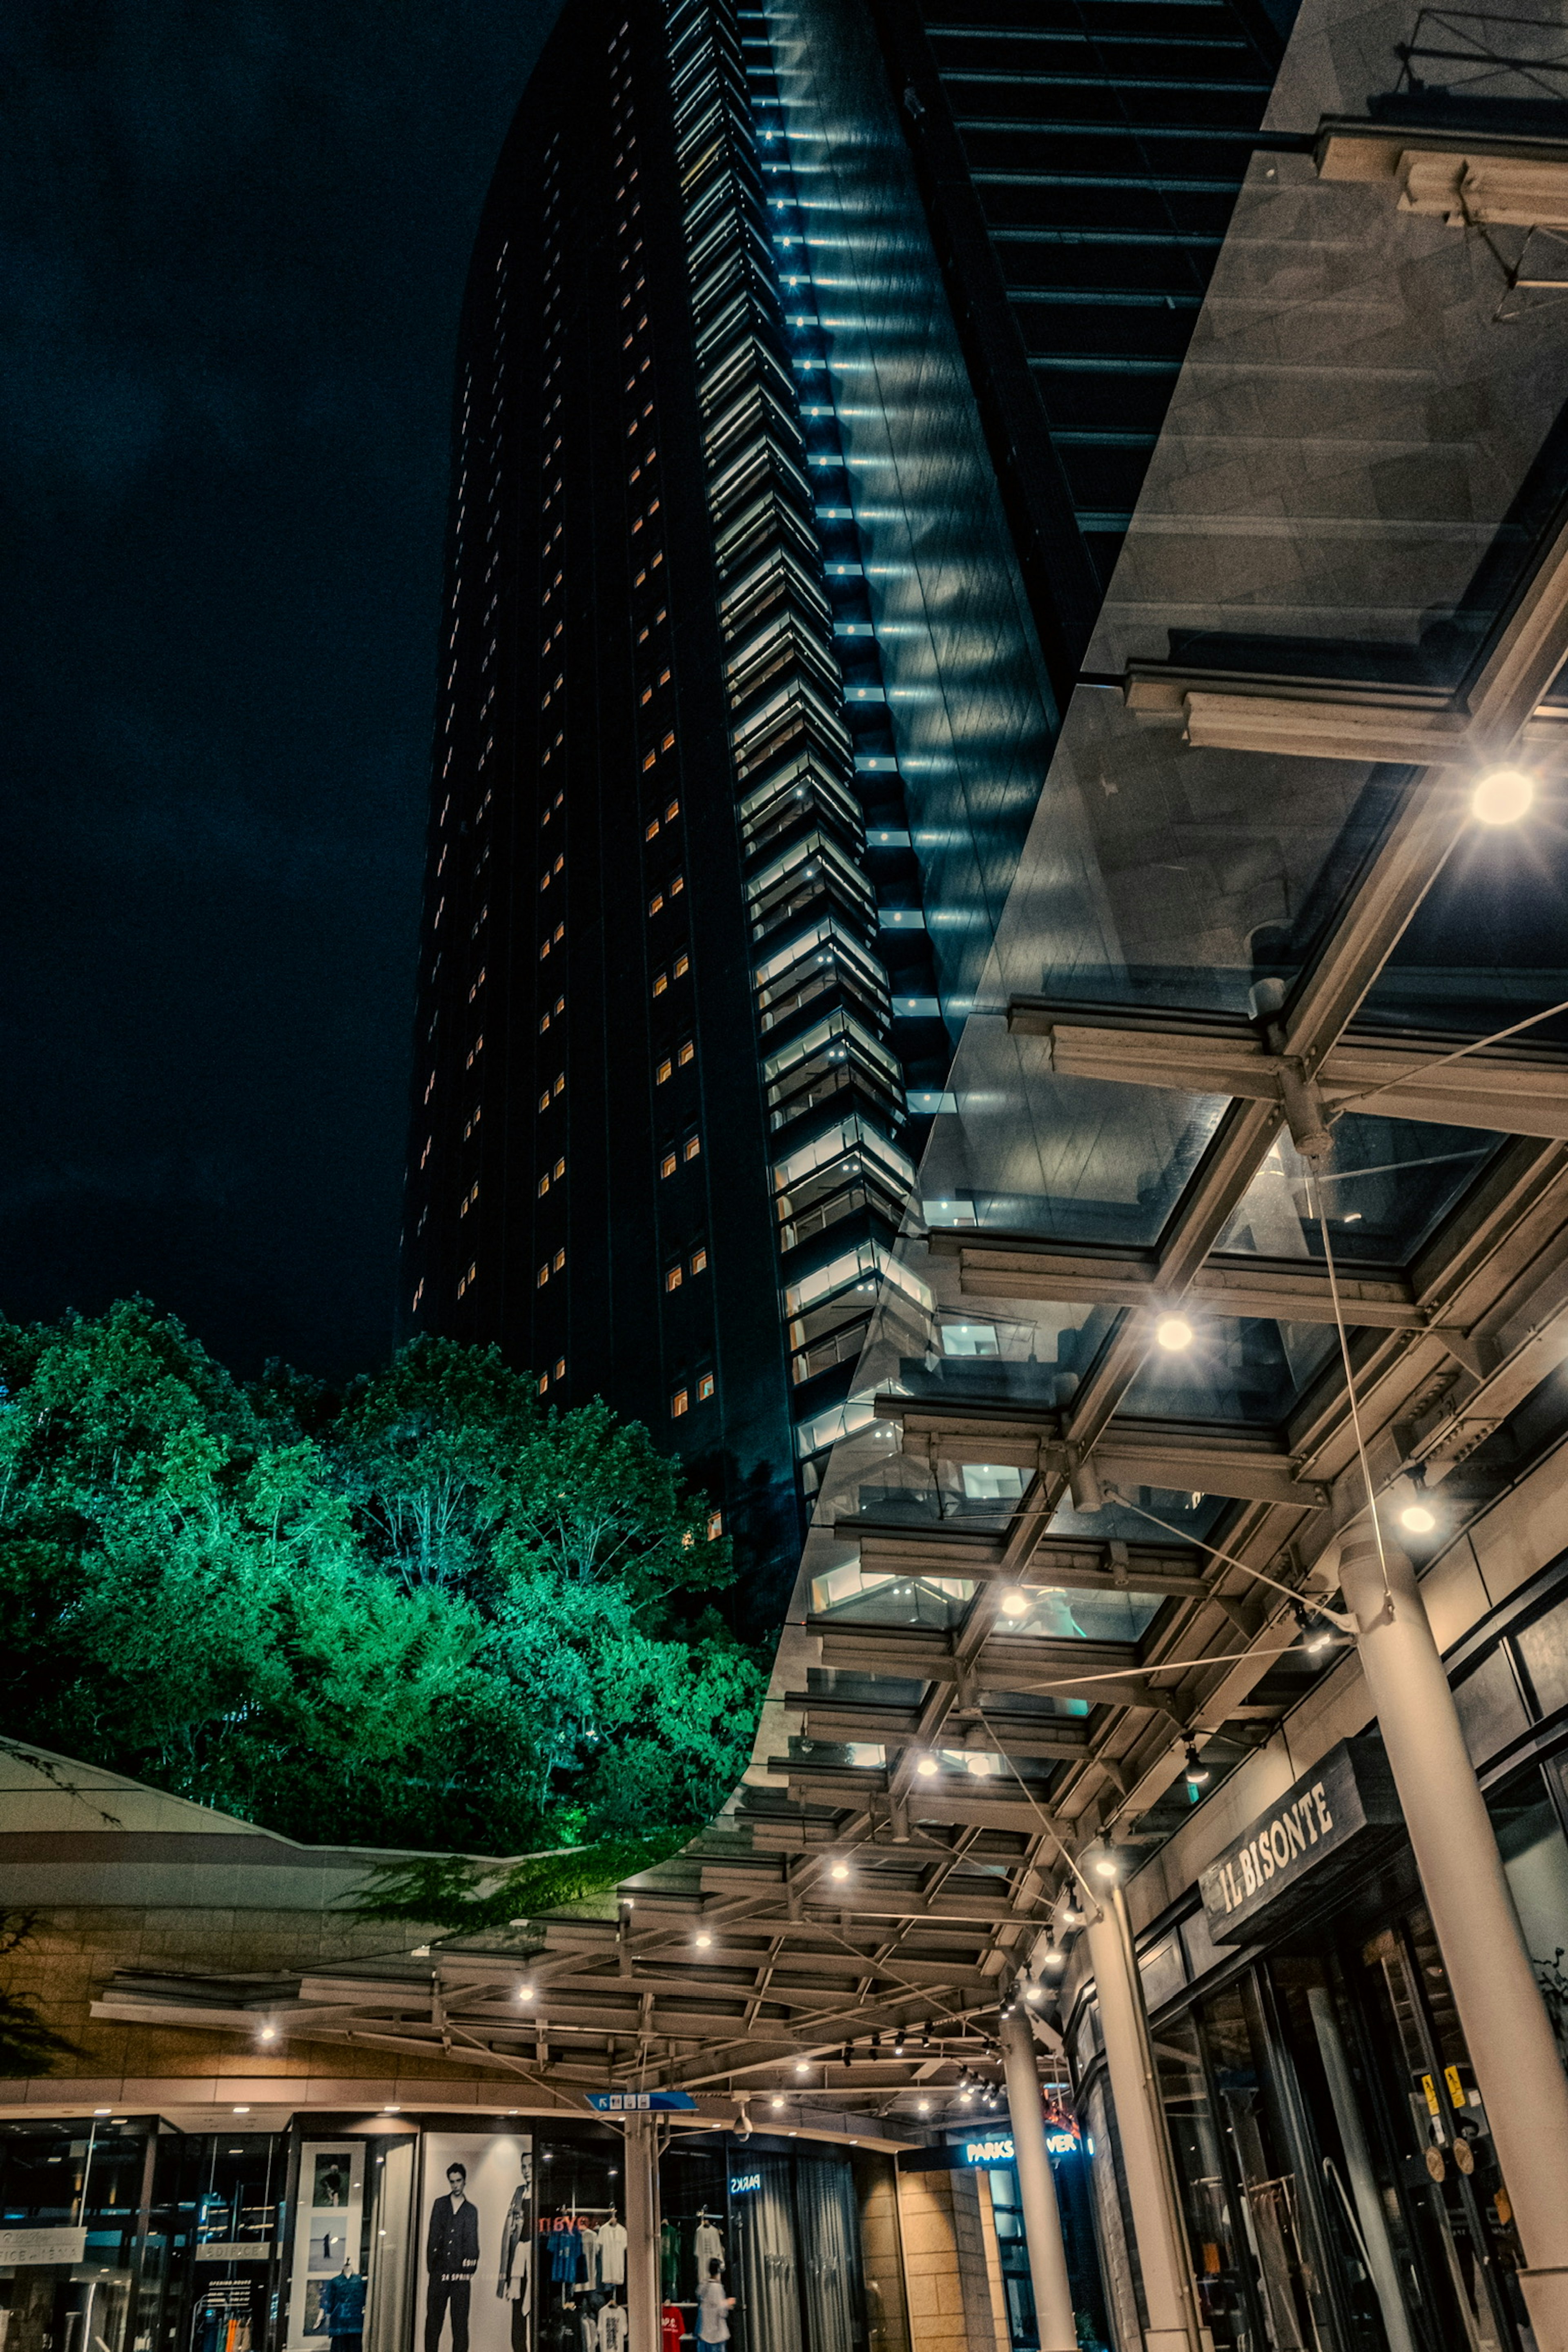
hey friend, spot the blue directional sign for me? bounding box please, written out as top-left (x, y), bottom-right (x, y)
top-left (586, 2091), bottom-right (699, 2113)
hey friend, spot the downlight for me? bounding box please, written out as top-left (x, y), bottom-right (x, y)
top-left (1472, 768), bottom-right (1534, 826)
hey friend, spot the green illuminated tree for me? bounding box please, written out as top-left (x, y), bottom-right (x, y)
top-left (0, 1304), bottom-right (764, 1864)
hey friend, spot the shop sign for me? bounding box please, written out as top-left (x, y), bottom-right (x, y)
top-left (728, 2172), bottom-right (762, 2194)
top-left (196, 2243), bottom-right (273, 2263)
top-left (585, 2091), bottom-right (697, 2113)
top-left (0, 2226), bottom-right (87, 2265)
top-left (1200, 1738), bottom-right (1401, 1943)
top-left (959, 2134), bottom-right (1016, 2167)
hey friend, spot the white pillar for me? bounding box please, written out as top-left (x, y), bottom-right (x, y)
top-left (1341, 1525), bottom-right (1568, 2352)
top-left (1082, 1888), bottom-right (1198, 2352)
top-left (1000, 2005), bottom-right (1078, 2352)
top-left (624, 2111), bottom-right (660, 2352)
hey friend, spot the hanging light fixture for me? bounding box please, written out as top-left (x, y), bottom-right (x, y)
top-left (1183, 1740), bottom-right (1210, 1790)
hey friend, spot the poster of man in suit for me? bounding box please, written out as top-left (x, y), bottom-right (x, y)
top-left (416, 2136), bottom-right (532, 2352)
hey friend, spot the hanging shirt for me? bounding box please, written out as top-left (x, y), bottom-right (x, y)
top-left (579, 2227), bottom-right (601, 2288)
top-left (595, 2221), bottom-right (628, 2286)
top-left (599, 2306), bottom-right (628, 2352)
top-left (660, 2223), bottom-right (680, 2296)
top-left (696, 2281), bottom-right (730, 2345)
top-left (579, 2311), bottom-right (599, 2352)
top-left (661, 2309), bottom-right (684, 2352)
top-left (550, 2227), bottom-right (584, 2283)
top-left (693, 2225), bottom-right (723, 2275)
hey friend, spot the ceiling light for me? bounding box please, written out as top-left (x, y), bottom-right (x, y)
top-left (829, 1860), bottom-right (850, 1881)
top-left (232, 2107), bottom-right (250, 2116)
top-left (1043, 1946), bottom-right (1065, 1971)
top-left (917, 2099), bottom-right (931, 2114)
top-left (1155, 1313), bottom-right (1194, 1352)
top-left (915, 1754), bottom-right (938, 1777)
top-left (517, 1983), bottom-right (536, 2001)
top-left (794, 2060), bottom-right (810, 2075)
top-left (999, 1589), bottom-right (1028, 1617)
top-left (259, 2025), bottom-right (277, 2042)
top-left (696, 1932), bottom-right (713, 1949)
top-left (1472, 767), bottom-right (1534, 825)
top-left (964, 1753), bottom-right (992, 1777)
top-left (959, 2087), bottom-right (973, 2102)
top-left (770, 2096), bottom-right (784, 2109)
top-left (1400, 1503), bottom-right (1436, 1534)
top-left (1060, 1888), bottom-right (1085, 1928)
top-left (1093, 1857), bottom-right (1118, 1881)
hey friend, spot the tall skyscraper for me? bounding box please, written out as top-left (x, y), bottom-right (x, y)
top-left (401, 0), bottom-right (1293, 1605)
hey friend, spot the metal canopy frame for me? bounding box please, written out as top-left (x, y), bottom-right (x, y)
top-left (87, 169), bottom-right (1568, 2137)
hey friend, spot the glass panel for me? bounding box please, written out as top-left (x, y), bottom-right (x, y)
top-left (1450, 1651), bottom-right (1529, 1771)
top-left (1490, 1766), bottom-right (1568, 2054)
top-left (1196, 1982), bottom-right (1327, 2352)
top-left (1267, 1955), bottom-right (1426, 2352)
top-left (1151, 2009), bottom-right (1258, 2352)
top-left (1514, 1598), bottom-right (1568, 1719)
top-left (0, 2120), bottom-right (152, 2352)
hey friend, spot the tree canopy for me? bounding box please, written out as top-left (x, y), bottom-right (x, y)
top-left (0, 1304), bottom-right (766, 1864)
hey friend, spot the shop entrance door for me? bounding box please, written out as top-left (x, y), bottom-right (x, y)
top-left (1346, 1915), bottom-right (1528, 2352)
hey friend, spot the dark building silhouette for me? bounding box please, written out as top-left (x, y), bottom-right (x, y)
top-left (401, 0), bottom-right (1294, 1607)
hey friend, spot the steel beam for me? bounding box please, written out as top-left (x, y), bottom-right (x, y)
top-left (928, 1227), bottom-right (1424, 1325)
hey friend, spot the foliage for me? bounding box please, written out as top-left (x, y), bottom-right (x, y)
top-left (0, 1914), bottom-right (77, 2076)
top-left (0, 1303), bottom-right (766, 1862)
top-left (351, 1829), bottom-right (693, 1933)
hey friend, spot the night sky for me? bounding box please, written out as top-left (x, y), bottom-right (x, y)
top-left (0, 0), bottom-right (557, 1380)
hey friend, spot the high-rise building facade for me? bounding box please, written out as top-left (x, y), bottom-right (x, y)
top-left (400, 0), bottom-right (1296, 1604)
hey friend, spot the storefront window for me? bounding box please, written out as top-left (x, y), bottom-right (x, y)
top-left (0, 2116), bottom-right (156, 2352)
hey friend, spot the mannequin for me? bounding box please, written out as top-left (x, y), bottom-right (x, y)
top-left (321, 2261), bottom-right (366, 2352)
top-left (696, 2261), bottom-right (732, 2347)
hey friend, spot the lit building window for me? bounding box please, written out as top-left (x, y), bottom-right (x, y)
top-left (684, 1135), bottom-right (700, 1161)
top-left (555, 1357), bottom-right (566, 1380)
top-left (553, 1248), bottom-right (566, 1271)
top-left (554, 1156), bottom-right (565, 1178)
top-left (664, 798), bottom-right (679, 821)
top-left (706, 1509), bottom-right (722, 1541)
top-left (690, 1246), bottom-right (708, 1275)
top-left (661, 1150), bottom-right (677, 1178)
top-left (538, 1089), bottom-right (551, 1112)
top-left (537, 1263), bottom-right (550, 1287)
top-left (649, 888), bottom-right (664, 915)
top-left (678, 1040), bottom-right (694, 1066)
top-left (666, 1266), bottom-right (683, 1292)
top-left (697, 1374), bottom-right (715, 1402)
top-left (656, 1058), bottom-right (672, 1084)
top-left (538, 1172), bottom-right (550, 1196)
top-left (537, 1373), bottom-right (550, 1395)
top-left (673, 951), bottom-right (688, 977)
top-left (645, 816), bottom-right (660, 841)
top-left (671, 1388), bottom-right (689, 1418)
top-left (653, 971), bottom-right (668, 997)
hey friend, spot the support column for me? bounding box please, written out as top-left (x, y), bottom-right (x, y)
top-left (1000, 2006), bottom-right (1078, 2352)
top-left (1341, 1526), bottom-right (1568, 2352)
top-left (624, 2112), bottom-right (660, 2352)
top-left (1083, 1888), bottom-right (1198, 2352)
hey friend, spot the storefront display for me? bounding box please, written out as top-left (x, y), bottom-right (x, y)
top-left (1071, 1559), bottom-right (1568, 2352)
top-left (0, 2112), bottom-right (900, 2352)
